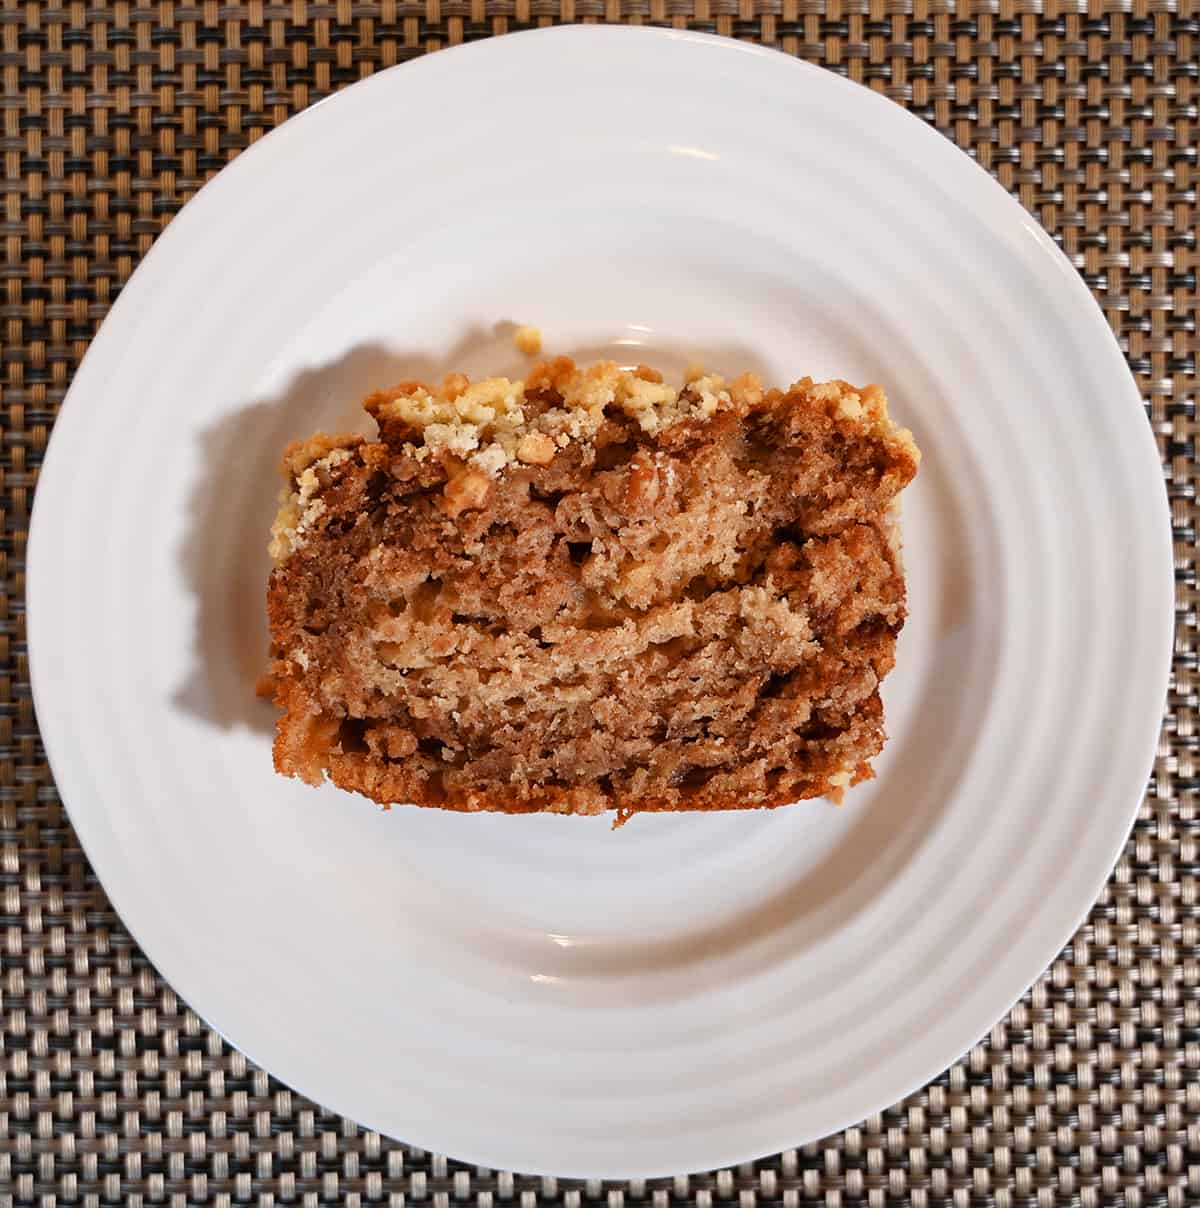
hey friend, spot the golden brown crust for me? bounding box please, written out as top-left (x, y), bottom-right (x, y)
top-left (265, 359), bottom-right (919, 820)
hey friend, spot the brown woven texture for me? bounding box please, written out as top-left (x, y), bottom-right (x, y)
top-left (2, 1), bottom-right (1197, 1204)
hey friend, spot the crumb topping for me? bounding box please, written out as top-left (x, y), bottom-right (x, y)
top-left (270, 359), bottom-right (918, 566)
top-left (365, 360), bottom-right (773, 477)
top-left (513, 325), bottom-right (542, 356)
top-left (269, 443), bottom-right (357, 564)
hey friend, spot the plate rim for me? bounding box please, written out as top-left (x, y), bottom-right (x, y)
top-left (26, 23), bottom-right (1176, 1178)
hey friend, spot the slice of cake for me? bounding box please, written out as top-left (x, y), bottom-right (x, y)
top-left (264, 358), bottom-right (919, 821)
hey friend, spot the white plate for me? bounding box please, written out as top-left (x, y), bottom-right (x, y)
top-left (27, 26), bottom-right (1173, 1179)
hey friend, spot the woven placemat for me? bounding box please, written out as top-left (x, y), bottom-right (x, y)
top-left (3, 2), bottom-right (1197, 1204)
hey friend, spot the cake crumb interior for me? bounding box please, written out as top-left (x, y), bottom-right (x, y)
top-left (265, 358), bottom-right (920, 819)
